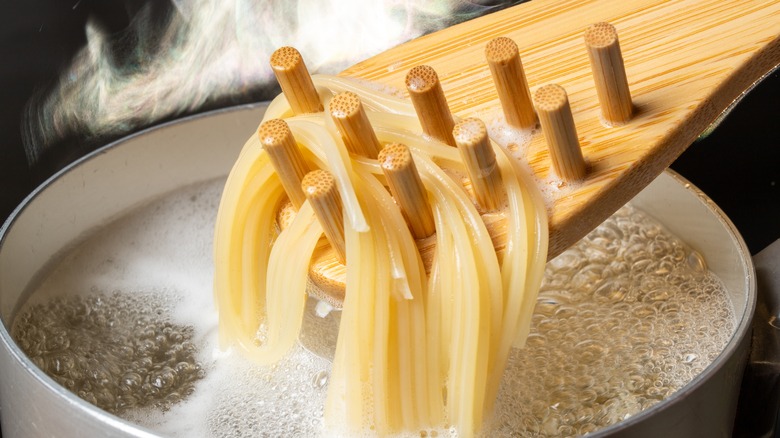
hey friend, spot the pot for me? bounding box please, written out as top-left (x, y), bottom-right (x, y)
top-left (0, 103), bottom-right (756, 437)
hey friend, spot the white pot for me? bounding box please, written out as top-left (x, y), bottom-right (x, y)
top-left (0, 103), bottom-right (755, 437)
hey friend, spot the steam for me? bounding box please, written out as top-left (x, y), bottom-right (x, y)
top-left (22, 0), bottom-right (520, 165)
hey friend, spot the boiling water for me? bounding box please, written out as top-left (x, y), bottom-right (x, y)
top-left (12, 178), bottom-right (735, 437)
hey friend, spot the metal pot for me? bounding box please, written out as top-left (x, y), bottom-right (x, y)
top-left (0, 103), bottom-right (756, 437)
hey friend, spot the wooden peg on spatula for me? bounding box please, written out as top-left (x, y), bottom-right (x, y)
top-left (329, 91), bottom-right (383, 159)
top-left (259, 119), bottom-right (310, 209)
top-left (302, 169), bottom-right (347, 264)
top-left (270, 46), bottom-right (323, 115)
top-left (453, 118), bottom-right (506, 210)
top-left (584, 22), bottom-right (633, 124)
top-left (405, 65), bottom-right (456, 146)
top-left (534, 84), bottom-right (587, 182)
top-left (485, 37), bottom-right (537, 130)
top-left (378, 143), bottom-right (436, 239)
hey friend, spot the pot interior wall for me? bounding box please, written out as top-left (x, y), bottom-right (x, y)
top-left (0, 105), bottom-right (266, 321)
top-left (630, 172), bottom-right (752, 319)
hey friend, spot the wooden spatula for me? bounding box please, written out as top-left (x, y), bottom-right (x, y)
top-left (341, 0), bottom-right (780, 256)
top-left (264, 0), bottom-right (780, 301)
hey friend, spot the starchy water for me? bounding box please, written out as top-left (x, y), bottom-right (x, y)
top-left (12, 291), bottom-right (203, 414)
top-left (487, 206), bottom-right (734, 436)
top-left (11, 178), bottom-right (735, 437)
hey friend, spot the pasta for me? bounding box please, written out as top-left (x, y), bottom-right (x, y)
top-left (213, 74), bottom-right (548, 436)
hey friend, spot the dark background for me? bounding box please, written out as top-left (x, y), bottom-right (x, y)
top-left (1, 1), bottom-right (778, 255)
top-left (0, 2), bottom-right (778, 437)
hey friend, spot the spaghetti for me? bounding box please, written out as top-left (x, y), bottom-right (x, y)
top-left (213, 73), bottom-right (548, 436)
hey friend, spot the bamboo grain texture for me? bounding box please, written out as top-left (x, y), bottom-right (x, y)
top-left (378, 143), bottom-right (436, 239)
top-left (342, 0), bottom-right (780, 255)
top-left (284, 0), bottom-right (780, 299)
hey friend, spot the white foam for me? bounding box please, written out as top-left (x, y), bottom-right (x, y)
top-left (13, 177), bottom-right (737, 437)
